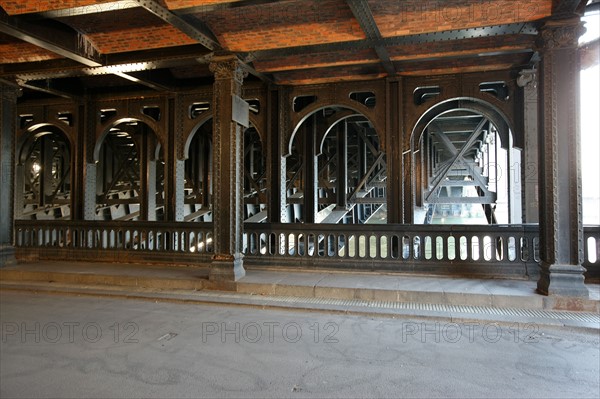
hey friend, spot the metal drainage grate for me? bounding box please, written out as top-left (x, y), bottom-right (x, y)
top-left (197, 291), bottom-right (600, 324)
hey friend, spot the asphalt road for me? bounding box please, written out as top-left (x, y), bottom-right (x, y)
top-left (1, 290), bottom-right (598, 398)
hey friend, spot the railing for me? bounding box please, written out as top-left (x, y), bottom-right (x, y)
top-left (14, 220), bottom-right (214, 264)
top-left (13, 221), bottom-right (600, 279)
top-left (244, 224), bottom-right (600, 279)
top-left (242, 223), bottom-right (539, 277)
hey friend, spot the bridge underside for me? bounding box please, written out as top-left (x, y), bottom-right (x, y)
top-left (1, 0), bottom-right (599, 297)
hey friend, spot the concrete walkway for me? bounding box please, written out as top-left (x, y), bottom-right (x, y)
top-left (1, 261), bottom-right (599, 331)
top-left (1, 290), bottom-right (599, 399)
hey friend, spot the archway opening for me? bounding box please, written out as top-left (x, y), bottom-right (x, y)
top-left (244, 126), bottom-right (267, 222)
top-left (95, 120), bottom-right (164, 221)
top-left (183, 119), bottom-right (267, 223)
top-left (286, 106), bottom-right (387, 224)
top-left (414, 108), bottom-right (520, 225)
top-left (17, 126), bottom-right (71, 220)
top-left (184, 119), bottom-right (213, 222)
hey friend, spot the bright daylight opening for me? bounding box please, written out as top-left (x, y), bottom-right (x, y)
top-left (581, 7), bottom-right (600, 225)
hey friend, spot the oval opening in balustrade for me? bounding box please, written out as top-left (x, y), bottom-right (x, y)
top-left (298, 234), bottom-right (305, 256)
top-left (413, 236), bottom-right (421, 260)
top-left (254, 232), bottom-right (263, 255)
top-left (358, 235), bottom-right (367, 258)
top-left (318, 234), bottom-right (325, 257)
top-left (308, 234), bottom-right (316, 256)
top-left (327, 234), bottom-right (336, 257)
top-left (268, 233), bottom-right (276, 255)
top-left (391, 235), bottom-right (399, 259)
top-left (447, 236), bottom-right (456, 261)
top-left (496, 236), bottom-right (505, 261)
top-left (423, 236), bottom-right (432, 260)
top-left (132, 230), bottom-right (140, 251)
top-left (339, 234), bottom-right (346, 257)
top-left (508, 237), bottom-right (517, 261)
top-left (287, 233), bottom-right (295, 256)
top-left (206, 232), bottom-right (214, 253)
top-left (43, 229), bottom-right (50, 247)
top-left (471, 236), bottom-right (480, 261)
top-left (184, 231), bottom-right (192, 253)
top-left (520, 237), bottom-right (529, 262)
top-left (533, 237), bottom-right (540, 262)
top-left (348, 234), bottom-right (356, 258)
top-left (483, 236), bottom-right (493, 261)
top-left (436, 236), bottom-right (444, 260)
top-left (459, 236), bottom-right (468, 261)
top-left (380, 235), bottom-right (388, 259)
top-left (148, 230), bottom-right (154, 251)
top-left (402, 235), bottom-right (411, 260)
top-left (369, 235), bottom-right (378, 259)
top-left (587, 236), bottom-right (598, 263)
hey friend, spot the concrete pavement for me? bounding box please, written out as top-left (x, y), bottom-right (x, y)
top-left (1, 290), bottom-right (599, 398)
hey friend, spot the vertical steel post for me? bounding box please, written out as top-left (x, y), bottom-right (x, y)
top-left (209, 54), bottom-right (247, 282)
top-left (537, 17), bottom-right (588, 297)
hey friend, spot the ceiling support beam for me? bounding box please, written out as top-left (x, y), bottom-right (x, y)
top-left (174, 0), bottom-right (282, 15)
top-left (345, 0), bottom-right (396, 75)
top-left (113, 72), bottom-right (175, 92)
top-left (33, 1), bottom-right (139, 18)
top-left (133, 0), bottom-right (220, 51)
top-left (0, 9), bottom-right (103, 67)
top-left (133, 1), bottom-right (272, 83)
top-left (251, 23), bottom-right (537, 61)
top-left (2, 45), bottom-right (212, 81)
top-left (17, 79), bottom-right (82, 100)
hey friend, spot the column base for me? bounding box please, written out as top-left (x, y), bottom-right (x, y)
top-left (537, 262), bottom-right (589, 298)
top-left (209, 253), bottom-right (246, 282)
top-left (0, 245), bottom-right (17, 267)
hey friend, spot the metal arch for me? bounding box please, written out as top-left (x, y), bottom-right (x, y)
top-left (93, 117), bottom-right (164, 163)
top-left (96, 105), bottom-right (162, 134)
top-left (317, 110), bottom-right (362, 156)
top-left (247, 114), bottom-right (266, 145)
top-left (288, 100), bottom-right (383, 157)
top-left (154, 142), bottom-right (163, 161)
top-left (182, 113), bottom-right (213, 161)
top-left (181, 108), bottom-right (264, 161)
top-left (409, 97), bottom-right (514, 151)
top-left (16, 123), bottom-right (72, 165)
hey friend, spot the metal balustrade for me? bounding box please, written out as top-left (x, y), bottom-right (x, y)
top-left (13, 221), bottom-right (600, 279)
top-left (242, 223), bottom-right (541, 276)
top-left (243, 224), bottom-right (600, 278)
top-left (14, 220), bottom-right (214, 264)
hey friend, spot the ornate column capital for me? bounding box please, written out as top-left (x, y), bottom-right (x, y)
top-left (517, 68), bottom-right (538, 89)
top-left (209, 55), bottom-right (248, 83)
top-left (537, 17), bottom-right (585, 51)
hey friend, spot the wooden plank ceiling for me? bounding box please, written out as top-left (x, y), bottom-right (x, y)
top-left (0, 0), bottom-right (591, 98)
